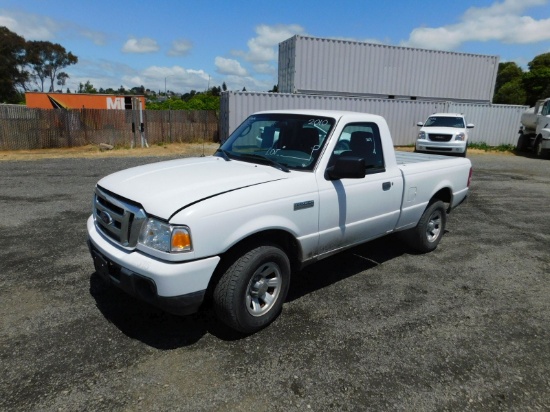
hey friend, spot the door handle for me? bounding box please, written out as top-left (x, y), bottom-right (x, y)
top-left (382, 181), bottom-right (392, 191)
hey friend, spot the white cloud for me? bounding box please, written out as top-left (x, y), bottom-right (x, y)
top-left (252, 63), bottom-right (276, 75)
top-left (168, 39), bottom-right (193, 56)
top-left (223, 74), bottom-right (273, 92)
top-left (0, 10), bottom-right (60, 40)
top-left (136, 65), bottom-right (210, 91)
top-left (237, 24), bottom-right (306, 63)
top-left (215, 57), bottom-right (248, 76)
top-left (0, 9), bottom-right (107, 45)
top-left (402, 0), bottom-right (550, 50)
top-left (122, 37), bottom-right (160, 53)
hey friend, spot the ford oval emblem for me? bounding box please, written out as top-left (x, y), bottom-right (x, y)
top-left (98, 210), bottom-right (113, 226)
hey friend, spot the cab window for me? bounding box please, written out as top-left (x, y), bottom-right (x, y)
top-left (329, 123), bottom-right (385, 173)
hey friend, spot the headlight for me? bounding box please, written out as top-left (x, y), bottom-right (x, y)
top-left (138, 218), bottom-right (192, 253)
top-left (417, 131), bottom-right (426, 140)
top-left (455, 132), bottom-right (466, 141)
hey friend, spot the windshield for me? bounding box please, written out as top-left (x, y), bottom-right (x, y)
top-left (218, 113), bottom-right (336, 171)
top-left (424, 116), bottom-right (465, 128)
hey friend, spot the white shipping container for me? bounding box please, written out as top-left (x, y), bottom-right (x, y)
top-left (279, 35), bottom-right (500, 103)
top-left (220, 91), bottom-right (526, 147)
top-left (448, 102), bottom-right (528, 146)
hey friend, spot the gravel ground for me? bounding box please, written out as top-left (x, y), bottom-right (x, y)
top-left (1, 152), bottom-right (549, 411)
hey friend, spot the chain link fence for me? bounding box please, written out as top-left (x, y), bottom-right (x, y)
top-left (0, 105), bottom-right (219, 150)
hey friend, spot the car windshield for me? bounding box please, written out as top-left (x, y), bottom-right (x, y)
top-left (218, 113), bottom-right (335, 171)
top-left (424, 116), bottom-right (465, 128)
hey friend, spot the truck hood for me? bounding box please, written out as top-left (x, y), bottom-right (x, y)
top-left (97, 156), bottom-right (286, 219)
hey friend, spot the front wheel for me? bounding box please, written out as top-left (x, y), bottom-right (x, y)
top-left (534, 137), bottom-right (549, 159)
top-left (402, 201), bottom-right (447, 253)
top-left (517, 134), bottom-right (528, 151)
top-left (213, 244), bottom-right (290, 334)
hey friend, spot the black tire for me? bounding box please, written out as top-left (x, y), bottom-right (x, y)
top-left (213, 244), bottom-right (290, 334)
top-left (517, 134), bottom-right (528, 151)
top-left (460, 145), bottom-right (468, 158)
top-left (403, 200), bottom-right (447, 253)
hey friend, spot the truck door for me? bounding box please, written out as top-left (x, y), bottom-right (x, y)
top-left (537, 100), bottom-right (550, 134)
top-left (315, 123), bottom-right (403, 257)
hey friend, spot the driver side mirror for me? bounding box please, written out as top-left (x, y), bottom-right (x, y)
top-left (325, 156), bottom-right (366, 180)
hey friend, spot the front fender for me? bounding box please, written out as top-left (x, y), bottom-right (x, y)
top-left (540, 128), bottom-right (550, 140)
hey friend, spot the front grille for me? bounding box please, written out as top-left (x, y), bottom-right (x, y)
top-left (93, 186), bottom-right (147, 248)
top-left (428, 133), bottom-right (453, 142)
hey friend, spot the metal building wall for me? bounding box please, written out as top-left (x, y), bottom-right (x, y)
top-left (220, 92), bottom-right (527, 147)
top-left (448, 102), bottom-right (527, 145)
top-left (278, 35), bottom-right (499, 103)
top-left (220, 91), bottom-right (448, 145)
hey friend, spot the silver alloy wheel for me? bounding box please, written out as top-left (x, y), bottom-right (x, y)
top-left (245, 262), bottom-right (282, 317)
top-left (426, 210), bottom-right (443, 243)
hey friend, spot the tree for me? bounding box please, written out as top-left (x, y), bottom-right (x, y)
top-left (222, 82), bottom-right (227, 92)
top-left (181, 90), bottom-right (197, 102)
top-left (26, 40), bottom-right (77, 92)
top-left (493, 79), bottom-right (526, 105)
top-left (268, 84), bottom-right (278, 93)
top-left (0, 26), bottom-right (27, 103)
top-left (56, 71), bottom-right (69, 92)
top-left (494, 62), bottom-right (523, 93)
top-left (528, 53), bottom-right (550, 71)
top-left (78, 80), bottom-right (97, 93)
top-left (493, 62), bottom-right (525, 104)
top-left (523, 53), bottom-right (550, 106)
top-left (208, 86), bottom-right (221, 97)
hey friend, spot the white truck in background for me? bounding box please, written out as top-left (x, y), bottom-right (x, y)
top-left (87, 110), bottom-right (472, 334)
top-left (517, 98), bottom-right (550, 158)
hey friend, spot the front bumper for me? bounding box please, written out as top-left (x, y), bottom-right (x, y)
top-left (87, 216), bottom-right (220, 316)
top-left (416, 139), bottom-right (467, 154)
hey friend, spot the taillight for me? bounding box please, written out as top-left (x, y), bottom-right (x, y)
top-left (467, 167), bottom-right (473, 187)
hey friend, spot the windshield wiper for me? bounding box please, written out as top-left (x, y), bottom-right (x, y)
top-left (215, 148), bottom-right (231, 161)
top-left (237, 153), bottom-right (290, 173)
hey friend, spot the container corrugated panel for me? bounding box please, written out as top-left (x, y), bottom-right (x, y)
top-left (278, 35), bottom-right (499, 103)
top-left (448, 102), bottom-right (528, 145)
top-left (220, 92), bottom-right (527, 147)
top-left (220, 91), bottom-right (448, 145)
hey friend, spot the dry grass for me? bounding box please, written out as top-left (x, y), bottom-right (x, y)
top-left (0, 142), bottom-right (508, 161)
top-left (0, 143), bottom-right (220, 161)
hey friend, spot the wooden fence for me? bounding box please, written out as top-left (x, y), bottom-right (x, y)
top-left (0, 105), bottom-right (219, 150)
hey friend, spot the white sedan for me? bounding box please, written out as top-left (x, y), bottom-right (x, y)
top-left (415, 113), bottom-right (474, 157)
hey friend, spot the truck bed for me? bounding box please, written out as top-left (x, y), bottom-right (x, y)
top-left (395, 150), bottom-right (459, 165)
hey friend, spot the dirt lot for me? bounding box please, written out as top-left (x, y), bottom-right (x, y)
top-left (1, 148), bottom-right (549, 411)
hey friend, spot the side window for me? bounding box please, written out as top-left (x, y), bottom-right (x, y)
top-left (542, 101), bottom-right (550, 116)
top-left (329, 123), bottom-right (385, 173)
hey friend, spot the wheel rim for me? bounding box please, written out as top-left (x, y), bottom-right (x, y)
top-left (536, 140), bottom-right (542, 157)
top-left (245, 262), bottom-right (282, 317)
top-left (426, 210), bottom-right (443, 243)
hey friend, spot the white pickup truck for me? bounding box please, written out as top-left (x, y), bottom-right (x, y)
top-left (87, 110), bottom-right (472, 333)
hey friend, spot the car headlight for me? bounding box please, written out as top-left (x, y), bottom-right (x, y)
top-left (417, 131), bottom-right (426, 140)
top-left (138, 218), bottom-right (192, 253)
top-left (455, 132), bottom-right (466, 141)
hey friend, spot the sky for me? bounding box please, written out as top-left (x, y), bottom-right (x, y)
top-left (1, 0), bottom-right (550, 95)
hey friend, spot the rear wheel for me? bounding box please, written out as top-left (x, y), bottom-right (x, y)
top-left (403, 201), bottom-right (447, 253)
top-left (213, 244), bottom-right (290, 334)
